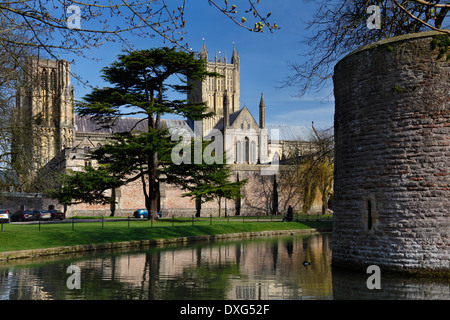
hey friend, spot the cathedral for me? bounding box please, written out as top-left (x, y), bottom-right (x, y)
top-left (13, 46), bottom-right (312, 216)
top-left (188, 43), bottom-right (271, 165)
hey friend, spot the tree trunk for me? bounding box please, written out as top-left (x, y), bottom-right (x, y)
top-left (147, 168), bottom-right (159, 221)
top-left (150, 180), bottom-right (159, 219)
top-left (142, 167), bottom-right (159, 221)
top-left (145, 109), bottom-right (160, 221)
top-left (272, 175), bottom-right (278, 215)
top-left (110, 187), bottom-right (116, 217)
top-left (235, 173), bottom-right (241, 216)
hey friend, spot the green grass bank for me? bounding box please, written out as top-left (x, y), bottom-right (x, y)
top-left (0, 218), bottom-right (332, 261)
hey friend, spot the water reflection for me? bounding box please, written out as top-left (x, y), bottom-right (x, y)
top-left (332, 269), bottom-right (450, 300)
top-left (0, 234), bottom-right (332, 300)
top-left (0, 233), bottom-right (448, 300)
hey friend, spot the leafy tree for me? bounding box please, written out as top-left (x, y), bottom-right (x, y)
top-left (168, 139), bottom-right (246, 217)
top-left (48, 166), bottom-right (122, 215)
top-left (298, 124), bottom-right (334, 214)
top-left (299, 158), bottom-right (333, 214)
top-left (53, 47), bottom-right (244, 219)
top-left (2, 0), bottom-right (277, 174)
top-left (0, 1), bottom-right (278, 172)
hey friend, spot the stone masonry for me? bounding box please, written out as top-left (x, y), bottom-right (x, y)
top-left (11, 47), bottom-right (314, 219)
top-left (332, 31), bottom-right (449, 274)
top-left (66, 164), bottom-right (304, 218)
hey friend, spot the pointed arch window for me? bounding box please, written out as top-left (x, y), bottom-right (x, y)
top-left (41, 69), bottom-right (48, 89)
top-left (236, 141), bottom-right (242, 164)
top-left (244, 137), bottom-right (249, 163)
top-left (50, 69), bottom-right (57, 91)
top-left (251, 141), bottom-right (256, 163)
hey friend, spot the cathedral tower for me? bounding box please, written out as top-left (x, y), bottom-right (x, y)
top-left (188, 43), bottom-right (240, 135)
top-left (15, 57), bottom-right (75, 169)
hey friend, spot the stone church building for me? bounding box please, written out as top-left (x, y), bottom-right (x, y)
top-left (13, 46), bottom-right (313, 217)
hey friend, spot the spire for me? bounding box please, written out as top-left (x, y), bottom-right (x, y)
top-left (259, 93), bottom-right (265, 129)
top-left (231, 44), bottom-right (239, 64)
top-left (199, 40), bottom-right (208, 60)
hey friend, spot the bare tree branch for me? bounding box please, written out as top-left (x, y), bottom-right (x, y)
top-left (285, 0), bottom-right (450, 97)
top-left (394, 0), bottom-right (450, 33)
top-left (411, 0), bottom-right (450, 8)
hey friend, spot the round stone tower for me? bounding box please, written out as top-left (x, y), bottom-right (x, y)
top-left (332, 31), bottom-right (449, 275)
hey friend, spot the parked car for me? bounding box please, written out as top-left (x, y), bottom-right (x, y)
top-left (134, 209), bottom-right (148, 219)
top-left (34, 210), bottom-right (52, 220)
top-left (10, 210), bottom-right (37, 222)
top-left (133, 209), bottom-right (162, 219)
top-left (49, 210), bottom-right (65, 220)
top-left (0, 209), bottom-right (11, 222)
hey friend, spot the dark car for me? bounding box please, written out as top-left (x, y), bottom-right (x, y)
top-left (49, 210), bottom-right (65, 220)
top-left (10, 210), bottom-right (37, 222)
top-left (0, 209), bottom-right (11, 222)
top-left (34, 210), bottom-right (52, 220)
top-left (133, 209), bottom-right (162, 219)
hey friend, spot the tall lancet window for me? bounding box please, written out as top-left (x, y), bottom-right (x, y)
top-left (50, 69), bottom-right (57, 91)
top-left (251, 141), bottom-right (256, 164)
top-left (41, 69), bottom-right (48, 89)
top-left (244, 137), bottom-right (249, 163)
top-left (236, 141), bottom-right (242, 164)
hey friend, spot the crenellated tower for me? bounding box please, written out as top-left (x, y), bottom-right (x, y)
top-left (188, 43), bottom-right (240, 135)
top-left (15, 57), bottom-right (75, 169)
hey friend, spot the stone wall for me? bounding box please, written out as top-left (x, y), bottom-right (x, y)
top-left (160, 164), bottom-right (305, 217)
top-left (65, 164), bottom-right (307, 218)
top-left (332, 31), bottom-right (449, 274)
top-left (0, 192), bottom-right (60, 213)
top-left (66, 178), bottom-right (146, 217)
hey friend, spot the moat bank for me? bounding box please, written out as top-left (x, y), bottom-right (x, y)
top-left (0, 221), bottom-right (331, 261)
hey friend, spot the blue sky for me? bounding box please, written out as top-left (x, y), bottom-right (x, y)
top-left (60, 1), bottom-right (334, 129)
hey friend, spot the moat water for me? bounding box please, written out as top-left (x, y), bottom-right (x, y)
top-left (0, 233), bottom-right (448, 300)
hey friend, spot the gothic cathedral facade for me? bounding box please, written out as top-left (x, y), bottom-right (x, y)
top-left (188, 44), bottom-right (270, 165)
top-left (12, 48), bottom-right (310, 216)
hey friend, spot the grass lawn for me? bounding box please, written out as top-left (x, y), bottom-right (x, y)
top-left (0, 218), bottom-right (332, 253)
